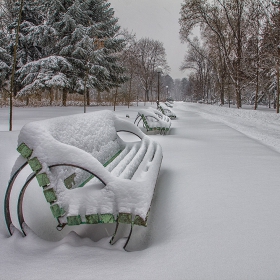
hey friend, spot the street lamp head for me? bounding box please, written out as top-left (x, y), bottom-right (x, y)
top-left (156, 66), bottom-right (162, 73)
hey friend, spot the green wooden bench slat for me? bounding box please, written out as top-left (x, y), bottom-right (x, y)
top-left (100, 213), bottom-right (115, 223)
top-left (118, 213), bottom-right (132, 224)
top-left (28, 157), bottom-right (42, 172)
top-left (85, 214), bottom-right (99, 224)
top-left (76, 150), bottom-right (123, 189)
top-left (36, 173), bottom-right (50, 187)
top-left (134, 215), bottom-right (147, 227)
top-left (17, 143), bottom-right (33, 159)
top-left (67, 215), bottom-right (82, 225)
top-left (43, 188), bottom-right (57, 203)
top-left (50, 204), bottom-right (65, 218)
top-left (64, 173), bottom-right (76, 189)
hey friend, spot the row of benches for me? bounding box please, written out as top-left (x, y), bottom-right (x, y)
top-left (134, 103), bottom-right (176, 135)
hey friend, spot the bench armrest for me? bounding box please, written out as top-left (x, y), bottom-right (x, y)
top-left (114, 118), bottom-right (145, 139)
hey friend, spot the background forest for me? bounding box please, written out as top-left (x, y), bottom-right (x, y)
top-left (1, 0), bottom-right (280, 112)
top-left (0, 0), bottom-right (186, 110)
top-left (180, 0), bottom-right (280, 111)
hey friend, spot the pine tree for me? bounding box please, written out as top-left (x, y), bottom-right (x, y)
top-left (0, 3), bottom-right (11, 90)
top-left (0, 31), bottom-right (11, 90)
top-left (9, 0), bottom-right (59, 96)
top-left (16, 0), bottom-right (126, 102)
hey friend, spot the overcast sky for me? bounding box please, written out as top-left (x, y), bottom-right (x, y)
top-left (109, 0), bottom-right (189, 80)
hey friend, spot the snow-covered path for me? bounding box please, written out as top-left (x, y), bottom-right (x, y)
top-left (1, 103), bottom-right (280, 279)
top-left (153, 103), bottom-right (280, 278)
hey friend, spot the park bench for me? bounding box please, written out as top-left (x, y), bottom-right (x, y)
top-left (164, 101), bottom-right (173, 108)
top-left (4, 110), bottom-right (162, 251)
top-left (158, 103), bottom-right (177, 119)
top-left (134, 107), bottom-right (171, 135)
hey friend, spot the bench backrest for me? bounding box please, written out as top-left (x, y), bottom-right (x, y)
top-left (17, 110), bottom-right (123, 190)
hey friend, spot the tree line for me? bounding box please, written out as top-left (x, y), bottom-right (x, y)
top-left (180, 0), bottom-right (280, 111)
top-left (0, 0), bottom-right (172, 111)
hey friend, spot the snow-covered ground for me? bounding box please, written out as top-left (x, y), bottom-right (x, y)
top-left (1, 102), bottom-right (280, 279)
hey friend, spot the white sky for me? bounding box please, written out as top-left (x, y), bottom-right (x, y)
top-left (109, 0), bottom-right (189, 80)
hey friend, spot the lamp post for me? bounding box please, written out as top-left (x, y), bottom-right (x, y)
top-left (166, 86), bottom-right (168, 101)
top-left (156, 66), bottom-right (162, 105)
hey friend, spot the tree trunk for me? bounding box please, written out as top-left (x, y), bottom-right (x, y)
top-left (220, 77), bottom-right (225, 105)
top-left (277, 65), bottom-right (280, 114)
top-left (254, 66), bottom-right (259, 110)
top-left (146, 89), bottom-right (149, 102)
top-left (97, 90), bottom-right (101, 105)
top-left (9, 0), bottom-right (24, 131)
top-left (113, 88), bottom-right (118, 111)
top-left (62, 88), bottom-right (67, 106)
top-left (128, 73), bottom-right (133, 108)
top-left (236, 13), bottom-right (242, 109)
top-left (49, 88), bottom-right (54, 106)
top-left (86, 89), bottom-right (90, 106)
top-left (3, 88), bottom-right (9, 102)
top-left (55, 88), bottom-right (59, 101)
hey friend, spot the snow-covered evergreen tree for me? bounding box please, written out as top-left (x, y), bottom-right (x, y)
top-left (49, 0), bottom-right (126, 93)
top-left (8, 0), bottom-right (59, 96)
top-left (0, 31), bottom-right (11, 90)
top-left (81, 0), bottom-right (126, 90)
top-left (16, 0), bottom-right (126, 99)
top-left (0, 3), bottom-right (12, 91)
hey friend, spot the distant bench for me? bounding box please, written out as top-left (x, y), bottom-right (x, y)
top-left (4, 110), bottom-right (162, 250)
top-left (134, 107), bottom-right (171, 135)
top-left (158, 103), bottom-right (177, 119)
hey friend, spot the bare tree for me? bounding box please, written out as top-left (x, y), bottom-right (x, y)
top-left (134, 38), bottom-right (170, 103)
top-left (180, 0), bottom-right (278, 107)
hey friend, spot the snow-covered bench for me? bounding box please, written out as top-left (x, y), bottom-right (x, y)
top-left (134, 108), bottom-right (171, 135)
top-left (164, 101), bottom-right (173, 108)
top-left (4, 110), bottom-right (162, 250)
top-left (158, 103), bottom-right (177, 119)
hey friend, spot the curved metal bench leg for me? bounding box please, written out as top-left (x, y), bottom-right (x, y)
top-left (123, 224), bottom-right (133, 251)
top-left (4, 162), bottom-right (28, 235)
top-left (110, 217), bottom-right (133, 249)
top-left (109, 222), bottom-right (120, 245)
top-left (134, 115), bottom-right (140, 125)
top-left (17, 172), bottom-right (36, 236)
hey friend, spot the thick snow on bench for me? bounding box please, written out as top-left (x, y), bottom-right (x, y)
top-left (159, 103), bottom-right (176, 118)
top-left (138, 107), bottom-right (171, 130)
top-left (17, 110), bottom-right (162, 222)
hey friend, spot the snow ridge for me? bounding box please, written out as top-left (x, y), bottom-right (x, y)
top-left (193, 104), bottom-right (280, 153)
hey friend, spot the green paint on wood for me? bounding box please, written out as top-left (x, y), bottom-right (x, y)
top-left (64, 173), bottom-right (76, 189)
top-left (50, 204), bottom-right (65, 218)
top-left (104, 150), bottom-right (122, 167)
top-left (36, 173), bottom-right (50, 187)
top-left (85, 214), bottom-right (99, 224)
top-left (78, 150), bottom-right (122, 188)
top-left (17, 143), bottom-right (33, 158)
top-left (100, 213), bottom-right (115, 224)
top-left (134, 215), bottom-right (147, 227)
top-left (43, 188), bottom-right (57, 203)
top-left (67, 215), bottom-right (82, 225)
top-left (118, 213), bottom-right (132, 224)
top-left (28, 157), bottom-right (42, 172)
